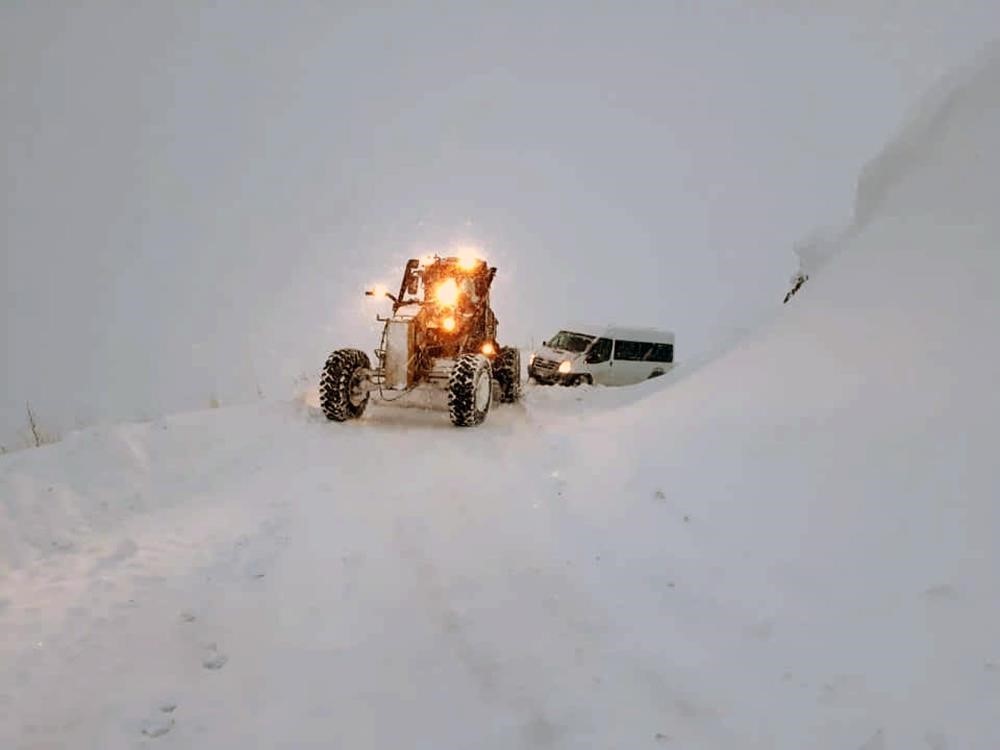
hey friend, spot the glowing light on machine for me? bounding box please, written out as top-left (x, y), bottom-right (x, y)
top-left (453, 244), bottom-right (487, 271)
top-left (434, 278), bottom-right (460, 306)
top-left (441, 316), bottom-right (457, 332)
top-left (481, 342), bottom-right (496, 356)
top-left (368, 283), bottom-right (388, 298)
top-left (558, 360), bottom-right (572, 374)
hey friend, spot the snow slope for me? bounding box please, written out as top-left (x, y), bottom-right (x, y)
top-left (3, 45), bottom-right (1000, 749)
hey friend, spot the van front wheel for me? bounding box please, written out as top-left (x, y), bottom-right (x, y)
top-left (564, 374), bottom-right (592, 387)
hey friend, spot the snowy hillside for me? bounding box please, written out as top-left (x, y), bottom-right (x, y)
top-left (3, 45), bottom-right (1000, 750)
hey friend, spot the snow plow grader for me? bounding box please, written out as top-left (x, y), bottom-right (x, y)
top-left (320, 255), bottom-right (521, 426)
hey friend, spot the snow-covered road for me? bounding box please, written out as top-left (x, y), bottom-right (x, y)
top-left (2, 388), bottom-right (743, 749)
top-left (4, 354), bottom-right (998, 749)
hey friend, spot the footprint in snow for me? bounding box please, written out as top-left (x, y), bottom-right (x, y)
top-left (141, 717), bottom-right (174, 738)
top-left (244, 562), bottom-right (268, 580)
top-left (141, 706), bottom-right (176, 738)
top-left (202, 643), bottom-right (229, 670)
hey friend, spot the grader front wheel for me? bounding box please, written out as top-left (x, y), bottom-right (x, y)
top-left (319, 349), bottom-right (371, 421)
top-left (448, 354), bottom-right (493, 426)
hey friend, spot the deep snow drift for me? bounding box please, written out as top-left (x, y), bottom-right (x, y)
top-left (3, 46), bottom-right (1000, 749)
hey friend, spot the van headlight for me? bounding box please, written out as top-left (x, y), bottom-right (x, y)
top-left (558, 360), bottom-right (572, 374)
top-left (528, 352), bottom-right (536, 365)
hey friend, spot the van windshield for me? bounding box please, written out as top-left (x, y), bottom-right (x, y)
top-left (547, 331), bottom-right (595, 352)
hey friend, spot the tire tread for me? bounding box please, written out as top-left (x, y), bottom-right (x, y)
top-left (319, 349), bottom-right (371, 421)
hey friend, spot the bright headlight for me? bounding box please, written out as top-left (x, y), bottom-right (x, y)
top-left (558, 360), bottom-right (572, 374)
top-left (441, 316), bottom-right (456, 332)
top-left (434, 278), bottom-right (460, 306)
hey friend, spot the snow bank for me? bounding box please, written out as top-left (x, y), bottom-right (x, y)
top-left (566, 41), bottom-right (1000, 747)
top-left (3, 44), bottom-right (1000, 750)
top-left (0, 404), bottom-right (295, 571)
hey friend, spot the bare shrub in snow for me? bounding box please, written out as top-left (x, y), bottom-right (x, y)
top-left (23, 402), bottom-right (58, 448)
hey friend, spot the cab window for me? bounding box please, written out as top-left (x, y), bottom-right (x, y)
top-left (585, 337), bottom-right (612, 363)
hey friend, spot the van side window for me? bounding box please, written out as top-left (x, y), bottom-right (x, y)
top-left (613, 339), bottom-right (653, 361)
top-left (586, 337), bottom-right (612, 363)
top-left (649, 343), bottom-right (674, 363)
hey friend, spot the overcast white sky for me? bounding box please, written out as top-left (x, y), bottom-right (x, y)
top-left (2, 1), bottom-right (998, 446)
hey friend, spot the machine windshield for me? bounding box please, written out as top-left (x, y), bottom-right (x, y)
top-left (547, 331), bottom-right (595, 353)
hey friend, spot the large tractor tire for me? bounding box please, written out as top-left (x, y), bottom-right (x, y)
top-left (319, 349), bottom-right (371, 422)
top-left (495, 346), bottom-right (521, 404)
top-left (448, 354), bottom-right (493, 426)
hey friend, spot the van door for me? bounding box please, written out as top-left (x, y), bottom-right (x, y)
top-left (581, 337), bottom-right (613, 384)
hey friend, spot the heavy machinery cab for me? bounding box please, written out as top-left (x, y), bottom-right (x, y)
top-left (385, 256), bottom-right (499, 362)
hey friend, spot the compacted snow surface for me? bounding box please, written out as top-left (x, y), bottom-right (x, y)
top-left (3, 46), bottom-right (1000, 750)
